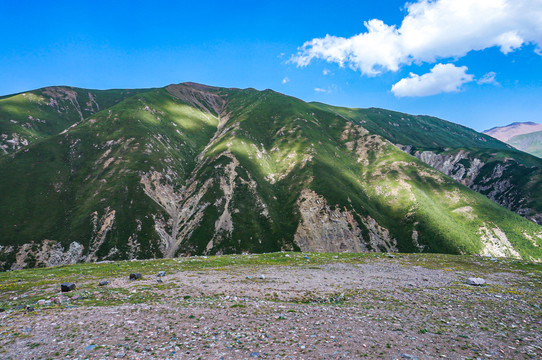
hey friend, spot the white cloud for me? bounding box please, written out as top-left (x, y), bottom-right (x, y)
top-left (391, 63), bottom-right (474, 97)
top-left (282, 77), bottom-right (290, 84)
top-left (314, 87), bottom-right (327, 93)
top-left (477, 71), bottom-right (499, 85)
top-left (291, 0), bottom-right (542, 76)
top-left (323, 69), bottom-right (331, 75)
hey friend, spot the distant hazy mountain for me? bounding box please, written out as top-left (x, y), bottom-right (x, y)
top-left (0, 83), bottom-right (541, 270)
top-left (484, 121), bottom-right (542, 142)
top-left (505, 130), bottom-right (542, 158)
top-left (483, 122), bottom-right (542, 158)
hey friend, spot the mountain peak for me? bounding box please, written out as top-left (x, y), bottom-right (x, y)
top-left (484, 121), bottom-right (542, 142)
top-left (0, 83), bottom-right (541, 270)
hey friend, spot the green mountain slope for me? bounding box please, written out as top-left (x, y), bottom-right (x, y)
top-left (507, 130), bottom-right (542, 158)
top-left (312, 104), bottom-right (542, 225)
top-left (0, 83), bottom-right (541, 270)
top-left (0, 86), bottom-right (151, 154)
top-left (311, 104), bottom-right (510, 150)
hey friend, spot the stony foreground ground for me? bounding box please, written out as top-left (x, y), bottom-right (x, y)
top-left (0, 253), bottom-right (541, 360)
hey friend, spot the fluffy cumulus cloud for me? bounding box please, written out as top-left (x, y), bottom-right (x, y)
top-left (291, 0), bottom-right (542, 77)
top-left (282, 77), bottom-right (290, 84)
top-left (391, 63), bottom-right (474, 97)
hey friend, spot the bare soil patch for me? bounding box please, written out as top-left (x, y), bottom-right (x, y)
top-left (0, 254), bottom-right (540, 359)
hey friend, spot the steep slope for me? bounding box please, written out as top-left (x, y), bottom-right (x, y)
top-left (484, 121), bottom-right (542, 142)
top-left (0, 83), bottom-right (541, 270)
top-left (0, 86), bottom-right (151, 154)
top-left (313, 104), bottom-right (542, 225)
top-left (506, 130), bottom-right (542, 158)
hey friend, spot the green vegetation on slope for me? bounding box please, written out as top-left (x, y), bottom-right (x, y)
top-left (0, 86), bottom-right (152, 155)
top-left (311, 103), bottom-right (542, 224)
top-left (507, 130), bottom-right (542, 158)
top-left (0, 83), bottom-right (541, 271)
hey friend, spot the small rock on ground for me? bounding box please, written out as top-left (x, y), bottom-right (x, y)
top-left (466, 277), bottom-right (486, 286)
top-left (129, 273), bottom-right (142, 280)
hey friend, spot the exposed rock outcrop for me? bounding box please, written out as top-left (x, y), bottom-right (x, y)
top-left (294, 189), bottom-right (398, 253)
top-left (1, 241), bottom-right (85, 270)
top-left (400, 146), bottom-right (541, 225)
top-left (399, 148), bottom-right (484, 186)
top-left (141, 171), bottom-right (212, 258)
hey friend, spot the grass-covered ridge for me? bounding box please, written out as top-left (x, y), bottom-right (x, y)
top-left (0, 83), bottom-right (541, 270)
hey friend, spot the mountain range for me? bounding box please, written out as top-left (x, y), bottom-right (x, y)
top-left (483, 122), bottom-right (542, 159)
top-left (0, 83), bottom-right (541, 270)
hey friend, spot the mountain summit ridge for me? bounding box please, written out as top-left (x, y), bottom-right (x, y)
top-left (483, 121), bottom-right (542, 142)
top-left (0, 83), bottom-right (541, 270)
top-left (483, 121), bottom-right (542, 158)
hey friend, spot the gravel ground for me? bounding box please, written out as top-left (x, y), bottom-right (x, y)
top-left (0, 255), bottom-right (541, 359)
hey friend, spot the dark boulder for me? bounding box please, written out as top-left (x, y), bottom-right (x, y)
top-left (61, 282), bottom-right (76, 292)
top-left (129, 273), bottom-right (142, 280)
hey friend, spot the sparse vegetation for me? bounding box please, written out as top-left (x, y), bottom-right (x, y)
top-left (0, 252), bottom-right (540, 359)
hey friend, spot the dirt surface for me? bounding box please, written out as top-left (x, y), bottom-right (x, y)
top-left (0, 254), bottom-right (541, 359)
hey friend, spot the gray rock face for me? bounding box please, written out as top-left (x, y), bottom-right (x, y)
top-left (466, 277), bottom-right (486, 286)
top-left (4, 240), bottom-right (85, 271)
top-left (294, 189), bottom-right (398, 253)
top-left (412, 149), bottom-right (484, 187)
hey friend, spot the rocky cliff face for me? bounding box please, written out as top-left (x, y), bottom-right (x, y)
top-left (400, 146), bottom-right (542, 225)
top-left (294, 189), bottom-right (398, 253)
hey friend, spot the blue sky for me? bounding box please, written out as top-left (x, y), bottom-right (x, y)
top-left (1, 0), bottom-right (541, 132)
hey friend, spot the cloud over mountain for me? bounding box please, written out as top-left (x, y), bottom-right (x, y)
top-left (291, 0), bottom-right (542, 77)
top-left (391, 63), bottom-right (474, 97)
